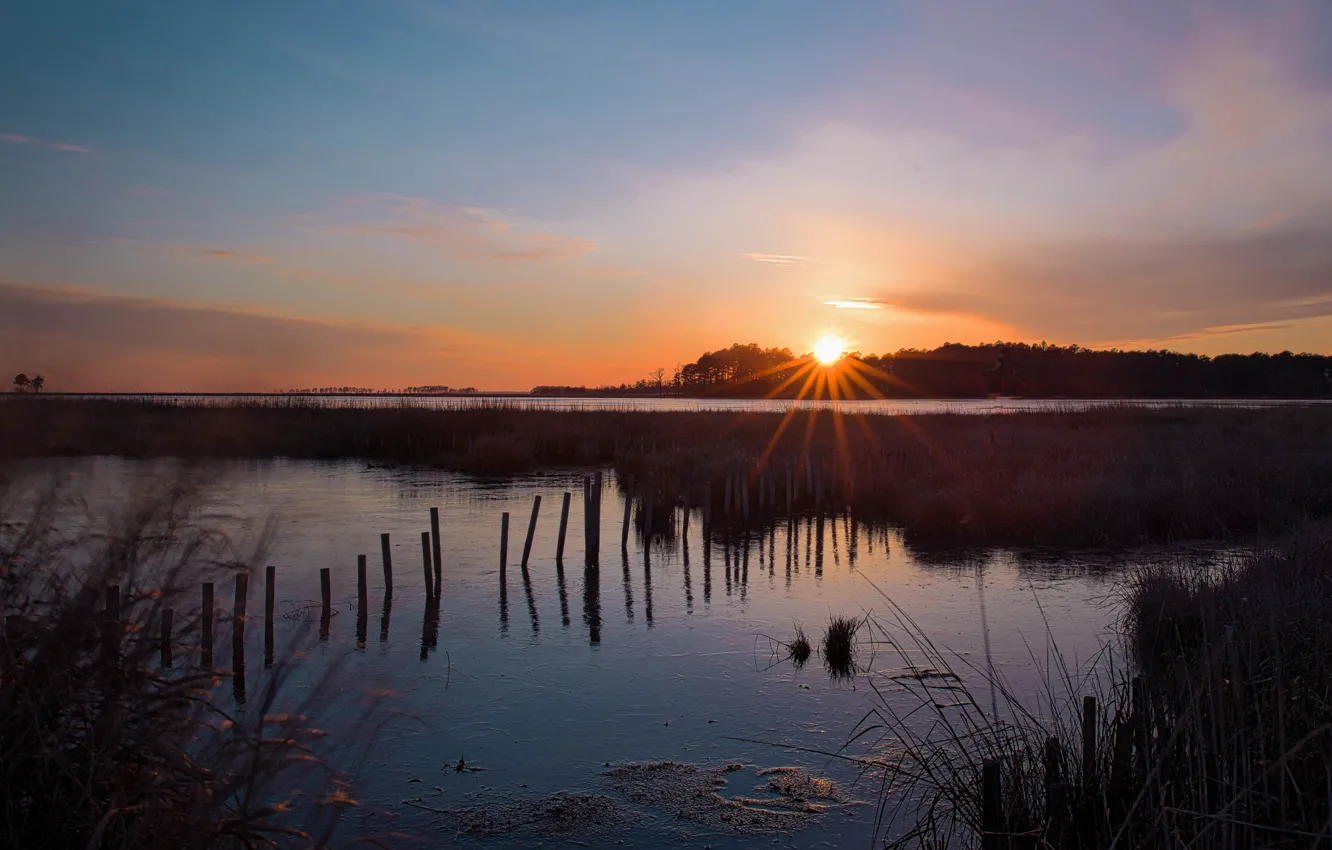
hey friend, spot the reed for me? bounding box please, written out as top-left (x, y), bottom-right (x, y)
top-left (858, 524), bottom-right (1332, 848)
top-left (5, 398), bottom-right (1331, 548)
top-left (0, 474), bottom-right (369, 849)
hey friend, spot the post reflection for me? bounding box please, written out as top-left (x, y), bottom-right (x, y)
top-left (556, 559), bottom-right (571, 628)
top-left (582, 566), bottom-right (602, 646)
top-left (621, 550), bottom-right (635, 622)
top-left (522, 570), bottom-right (540, 635)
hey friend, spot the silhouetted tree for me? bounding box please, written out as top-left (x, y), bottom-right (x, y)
top-left (29, 375), bottom-right (44, 393)
top-left (12, 373), bottom-right (28, 393)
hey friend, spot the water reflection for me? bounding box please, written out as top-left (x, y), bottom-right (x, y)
top-left (643, 548), bottom-right (653, 627)
top-left (621, 551), bottom-right (635, 622)
top-left (421, 597), bottom-right (440, 661)
top-left (582, 566), bottom-right (601, 646)
top-left (522, 570), bottom-right (540, 635)
top-left (555, 559), bottom-right (571, 627)
top-left (380, 591), bottom-right (392, 643)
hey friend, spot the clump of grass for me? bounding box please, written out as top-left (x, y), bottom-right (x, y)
top-left (821, 615), bottom-right (859, 679)
top-left (785, 623), bottom-right (812, 667)
top-left (0, 473), bottom-right (366, 849)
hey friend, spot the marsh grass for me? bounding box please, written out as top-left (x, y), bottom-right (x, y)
top-left (853, 526), bottom-right (1332, 848)
top-left (822, 616), bottom-right (860, 679)
top-left (0, 473), bottom-right (371, 849)
top-left (5, 398), bottom-right (1332, 548)
top-left (785, 623), bottom-right (812, 667)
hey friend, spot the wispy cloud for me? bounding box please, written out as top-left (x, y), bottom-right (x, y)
top-left (310, 195), bottom-right (596, 262)
top-left (742, 252), bottom-right (810, 265)
top-left (1, 132), bottom-right (94, 154)
top-left (191, 248), bottom-right (277, 265)
top-left (824, 298), bottom-right (882, 309)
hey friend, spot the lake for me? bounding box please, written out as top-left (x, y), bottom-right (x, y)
top-left (7, 457), bottom-right (1188, 847)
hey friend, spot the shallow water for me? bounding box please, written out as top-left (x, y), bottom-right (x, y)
top-left (3, 457), bottom-right (1159, 847)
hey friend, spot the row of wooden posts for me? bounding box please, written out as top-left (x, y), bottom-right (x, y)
top-left (76, 469), bottom-right (850, 671)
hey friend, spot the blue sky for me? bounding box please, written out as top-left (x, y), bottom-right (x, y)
top-left (3, 0), bottom-right (1332, 390)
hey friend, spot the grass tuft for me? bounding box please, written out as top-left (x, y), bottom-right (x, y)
top-left (821, 616), bottom-right (859, 679)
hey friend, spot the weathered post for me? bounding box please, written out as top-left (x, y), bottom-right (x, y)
top-left (420, 531), bottom-right (433, 599)
top-left (201, 582), bottom-right (214, 667)
top-left (232, 572), bottom-right (248, 666)
top-left (500, 512), bottom-right (510, 580)
top-left (621, 491), bottom-right (633, 549)
top-left (264, 565), bottom-right (276, 667)
top-left (521, 495), bottom-right (541, 571)
top-left (318, 567), bottom-right (331, 640)
top-left (357, 554), bottom-right (368, 645)
top-left (380, 532), bottom-right (393, 592)
top-left (429, 507), bottom-right (442, 591)
top-left (556, 491), bottom-right (571, 561)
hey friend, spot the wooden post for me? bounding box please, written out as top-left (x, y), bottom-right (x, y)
top-left (582, 476), bottom-right (592, 566)
top-left (500, 512), bottom-right (510, 580)
top-left (724, 473), bottom-right (732, 516)
top-left (982, 758), bottom-right (1003, 850)
top-left (380, 532), bottom-right (393, 592)
top-left (556, 491), bottom-right (571, 561)
top-left (356, 554), bottom-right (368, 647)
top-left (521, 495), bottom-right (541, 570)
top-left (232, 572), bottom-right (248, 665)
top-left (420, 532), bottom-right (433, 599)
top-left (160, 608), bottom-right (173, 667)
top-left (592, 471), bottom-right (602, 563)
top-left (786, 464), bottom-right (793, 513)
top-left (429, 507), bottom-right (442, 590)
top-left (264, 565), bottom-right (276, 667)
top-left (741, 475), bottom-right (750, 519)
top-left (1082, 695), bottom-right (1098, 791)
top-left (357, 555), bottom-right (368, 608)
top-left (621, 492), bottom-right (633, 549)
top-left (318, 567), bottom-right (331, 641)
top-left (201, 582), bottom-right (214, 667)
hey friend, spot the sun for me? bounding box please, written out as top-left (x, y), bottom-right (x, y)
top-left (813, 334), bottom-right (846, 365)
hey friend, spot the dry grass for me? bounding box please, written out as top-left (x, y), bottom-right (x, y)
top-left (0, 473), bottom-right (367, 849)
top-left (4, 398), bottom-right (1332, 548)
top-left (821, 616), bottom-right (860, 680)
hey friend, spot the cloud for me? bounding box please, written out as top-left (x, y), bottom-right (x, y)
top-left (742, 253), bottom-right (810, 265)
top-left (870, 210), bottom-right (1332, 344)
top-left (189, 248), bottom-right (278, 265)
top-left (0, 283), bottom-right (537, 392)
top-left (310, 195), bottom-right (596, 262)
top-left (824, 299), bottom-right (882, 309)
top-left (0, 132), bottom-right (94, 154)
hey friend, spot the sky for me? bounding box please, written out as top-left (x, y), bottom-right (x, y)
top-left (3, 0), bottom-right (1332, 392)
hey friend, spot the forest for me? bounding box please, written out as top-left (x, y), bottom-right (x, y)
top-left (532, 342), bottom-right (1332, 399)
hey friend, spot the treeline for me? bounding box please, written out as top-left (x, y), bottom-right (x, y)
top-left (534, 342), bottom-right (1332, 399)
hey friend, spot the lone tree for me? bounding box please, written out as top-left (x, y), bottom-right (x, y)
top-left (12, 373), bottom-right (28, 393)
top-left (29, 375), bottom-right (44, 393)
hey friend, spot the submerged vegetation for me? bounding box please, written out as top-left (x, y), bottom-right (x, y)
top-left (5, 398), bottom-right (1332, 549)
top-left (0, 476), bottom-right (361, 849)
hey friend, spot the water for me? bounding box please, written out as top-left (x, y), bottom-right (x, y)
top-left (5, 457), bottom-right (1161, 847)
top-left (29, 394), bottom-right (1332, 415)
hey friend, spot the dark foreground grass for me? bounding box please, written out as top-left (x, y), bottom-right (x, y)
top-left (859, 525), bottom-right (1332, 849)
top-left (0, 475), bottom-right (367, 849)
top-left (5, 397), bottom-right (1332, 548)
